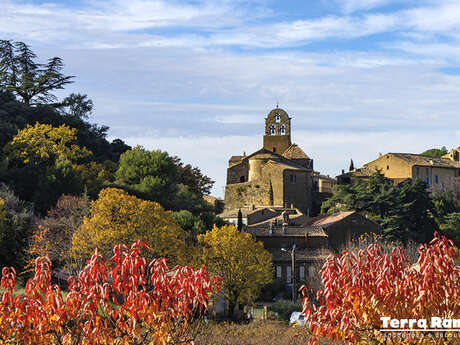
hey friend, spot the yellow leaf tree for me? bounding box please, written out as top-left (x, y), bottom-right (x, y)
top-left (196, 225), bottom-right (273, 316)
top-left (4, 122), bottom-right (91, 164)
top-left (71, 188), bottom-right (186, 268)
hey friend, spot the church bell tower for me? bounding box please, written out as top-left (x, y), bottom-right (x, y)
top-left (263, 107), bottom-right (292, 154)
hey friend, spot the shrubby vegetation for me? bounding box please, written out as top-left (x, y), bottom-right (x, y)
top-left (302, 233), bottom-right (459, 345)
top-left (0, 241), bottom-right (221, 344)
top-left (322, 172), bottom-right (460, 245)
top-left (270, 300), bottom-right (303, 322)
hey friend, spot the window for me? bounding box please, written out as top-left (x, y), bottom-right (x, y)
top-left (299, 266), bottom-right (305, 279)
top-left (416, 167), bottom-right (420, 177)
top-left (273, 147), bottom-right (276, 153)
top-left (280, 124), bottom-right (286, 135)
top-left (240, 176), bottom-right (245, 182)
top-left (290, 174), bottom-right (296, 183)
top-left (426, 177), bottom-right (431, 186)
top-left (386, 165), bottom-right (389, 170)
top-left (426, 168), bottom-right (429, 176)
top-left (275, 114), bottom-right (280, 123)
top-left (286, 266), bottom-right (292, 283)
top-left (276, 266), bottom-right (282, 279)
top-left (435, 175), bottom-right (439, 184)
top-left (269, 125), bottom-right (275, 135)
top-left (308, 266), bottom-right (315, 277)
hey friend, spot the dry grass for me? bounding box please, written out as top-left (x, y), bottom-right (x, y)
top-left (195, 321), bottom-right (337, 345)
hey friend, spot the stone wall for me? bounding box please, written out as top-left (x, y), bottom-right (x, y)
top-left (283, 170), bottom-right (311, 214)
top-left (224, 181), bottom-right (273, 209)
top-left (226, 160), bottom-right (249, 184)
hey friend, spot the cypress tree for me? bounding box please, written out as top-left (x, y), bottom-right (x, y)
top-left (237, 209), bottom-right (243, 231)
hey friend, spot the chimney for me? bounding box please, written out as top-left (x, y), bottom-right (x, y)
top-left (341, 169), bottom-right (345, 174)
top-left (251, 204), bottom-right (256, 210)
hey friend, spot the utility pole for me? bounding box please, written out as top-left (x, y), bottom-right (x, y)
top-left (291, 243), bottom-right (296, 302)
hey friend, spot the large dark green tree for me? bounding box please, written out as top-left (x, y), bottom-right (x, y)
top-left (438, 213), bottom-right (460, 247)
top-left (115, 146), bottom-right (215, 213)
top-left (115, 146), bottom-right (179, 208)
top-left (322, 172), bottom-right (437, 243)
top-left (0, 40), bottom-right (74, 105)
top-left (0, 184), bottom-right (36, 272)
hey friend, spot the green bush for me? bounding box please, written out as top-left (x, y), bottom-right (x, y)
top-left (270, 299), bottom-right (302, 322)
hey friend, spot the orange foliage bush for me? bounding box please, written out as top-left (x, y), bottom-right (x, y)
top-left (0, 241), bottom-right (221, 345)
top-left (302, 233), bottom-right (460, 345)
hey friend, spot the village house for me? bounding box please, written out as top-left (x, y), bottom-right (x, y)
top-left (338, 149), bottom-right (460, 196)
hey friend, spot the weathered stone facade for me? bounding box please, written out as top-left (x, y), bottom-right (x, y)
top-left (224, 108), bottom-right (314, 214)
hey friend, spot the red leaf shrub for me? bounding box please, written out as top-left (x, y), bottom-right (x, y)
top-left (302, 233), bottom-right (460, 345)
top-left (0, 240), bottom-right (221, 344)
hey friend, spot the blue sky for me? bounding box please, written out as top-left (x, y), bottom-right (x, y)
top-left (3, 0), bottom-right (460, 197)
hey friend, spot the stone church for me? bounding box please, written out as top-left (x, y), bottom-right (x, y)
top-left (224, 107), bottom-right (314, 215)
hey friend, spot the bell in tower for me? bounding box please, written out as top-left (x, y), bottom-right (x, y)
top-left (263, 108), bottom-right (292, 154)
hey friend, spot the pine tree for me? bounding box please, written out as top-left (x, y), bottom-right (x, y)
top-left (0, 40), bottom-right (74, 105)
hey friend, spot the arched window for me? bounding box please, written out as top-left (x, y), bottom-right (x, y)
top-left (275, 114), bottom-right (280, 123)
top-left (269, 125), bottom-right (275, 135)
top-left (280, 124), bottom-right (286, 135)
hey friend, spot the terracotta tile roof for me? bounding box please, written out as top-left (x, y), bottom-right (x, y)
top-left (229, 155), bottom-right (244, 162)
top-left (247, 212), bottom-right (309, 227)
top-left (245, 225), bottom-right (328, 237)
top-left (368, 153), bottom-right (460, 169)
top-left (282, 144), bottom-right (309, 159)
top-left (309, 211), bottom-right (356, 227)
top-left (265, 158), bottom-right (307, 171)
top-left (337, 167), bottom-right (375, 178)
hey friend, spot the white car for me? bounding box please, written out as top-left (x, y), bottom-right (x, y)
top-left (289, 311), bottom-right (306, 326)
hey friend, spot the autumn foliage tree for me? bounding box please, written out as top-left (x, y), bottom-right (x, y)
top-left (4, 122), bottom-right (91, 164)
top-left (196, 225), bottom-right (273, 317)
top-left (302, 233), bottom-right (460, 345)
top-left (28, 194), bottom-right (91, 270)
top-left (71, 188), bottom-right (186, 269)
top-left (0, 240), bottom-right (221, 344)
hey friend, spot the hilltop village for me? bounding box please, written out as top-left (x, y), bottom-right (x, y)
top-left (214, 107), bottom-right (460, 291)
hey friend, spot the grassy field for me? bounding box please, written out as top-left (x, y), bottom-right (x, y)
top-left (195, 320), bottom-right (337, 345)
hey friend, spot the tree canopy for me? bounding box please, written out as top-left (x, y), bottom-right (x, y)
top-left (322, 172), bottom-right (437, 243)
top-left (71, 188), bottom-right (187, 268)
top-left (420, 146), bottom-right (448, 158)
top-left (4, 122), bottom-right (92, 164)
top-left (195, 225), bottom-right (273, 316)
top-left (0, 40), bottom-right (74, 105)
top-left (115, 146), bottom-right (215, 214)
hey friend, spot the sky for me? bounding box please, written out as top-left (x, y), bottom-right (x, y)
top-left (3, 0), bottom-right (460, 197)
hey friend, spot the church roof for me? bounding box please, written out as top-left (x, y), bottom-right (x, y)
top-left (243, 148), bottom-right (309, 171)
top-left (264, 159), bottom-right (307, 171)
top-left (282, 144), bottom-right (309, 159)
